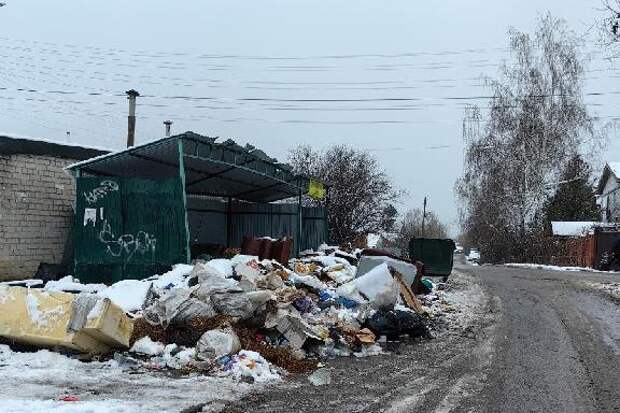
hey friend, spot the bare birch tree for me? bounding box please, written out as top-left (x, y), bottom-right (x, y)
top-left (456, 15), bottom-right (602, 263)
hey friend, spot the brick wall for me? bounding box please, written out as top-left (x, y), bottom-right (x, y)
top-left (0, 154), bottom-right (77, 280)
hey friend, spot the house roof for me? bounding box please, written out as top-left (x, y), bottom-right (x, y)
top-left (67, 131), bottom-right (320, 203)
top-left (596, 162), bottom-right (620, 195)
top-left (551, 221), bottom-right (601, 236)
top-left (0, 133), bottom-right (109, 160)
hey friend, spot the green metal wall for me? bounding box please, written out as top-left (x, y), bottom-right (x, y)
top-left (74, 177), bottom-right (188, 284)
top-left (187, 197), bottom-right (328, 254)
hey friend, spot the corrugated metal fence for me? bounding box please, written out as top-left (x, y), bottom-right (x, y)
top-left (74, 177), bottom-right (188, 284)
top-left (74, 180), bottom-right (328, 283)
top-left (188, 197), bottom-right (327, 254)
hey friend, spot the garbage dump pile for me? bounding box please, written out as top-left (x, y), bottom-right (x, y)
top-left (0, 245), bottom-right (457, 385)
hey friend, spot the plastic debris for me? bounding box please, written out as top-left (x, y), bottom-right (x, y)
top-left (143, 287), bottom-right (217, 327)
top-left (308, 368), bottom-right (332, 386)
top-left (57, 395), bottom-right (79, 402)
top-left (337, 263), bottom-right (400, 309)
top-left (224, 350), bottom-right (281, 383)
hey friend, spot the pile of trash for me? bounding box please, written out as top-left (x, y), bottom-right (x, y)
top-left (0, 244), bottom-right (447, 384)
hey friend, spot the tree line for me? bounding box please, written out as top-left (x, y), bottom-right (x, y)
top-left (288, 145), bottom-right (448, 256)
top-left (456, 15), bottom-right (606, 263)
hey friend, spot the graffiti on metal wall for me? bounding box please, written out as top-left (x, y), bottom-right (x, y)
top-left (84, 180), bottom-right (119, 204)
top-left (98, 219), bottom-right (157, 261)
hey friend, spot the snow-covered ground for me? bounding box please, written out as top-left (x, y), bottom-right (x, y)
top-left (581, 281), bottom-right (620, 300)
top-left (505, 263), bottom-right (620, 274)
top-left (0, 344), bottom-right (262, 413)
top-left (430, 270), bottom-right (487, 332)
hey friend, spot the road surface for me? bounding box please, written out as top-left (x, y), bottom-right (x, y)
top-left (216, 263), bottom-right (620, 413)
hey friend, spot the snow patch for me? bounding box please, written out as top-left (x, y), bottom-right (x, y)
top-left (86, 299), bottom-right (106, 321)
top-left (0, 345), bottom-right (255, 412)
top-left (224, 350), bottom-right (281, 383)
top-left (151, 264), bottom-right (193, 289)
top-left (25, 291), bottom-right (42, 326)
top-left (505, 263), bottom-right (620, 273)
top-left (98, 280), bottom-right (151, 313)
top-left (44, 276), bottom-right (106, 293)
top-left (130, 336), bottom-right (165, 356)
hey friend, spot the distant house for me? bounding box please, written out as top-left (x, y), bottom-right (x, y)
top-left (596, 162), bottom-right (620, 223)
top-left (550, 221), bottom-right (603, 237)
top-left (0, 134), bottom-right (108, 280)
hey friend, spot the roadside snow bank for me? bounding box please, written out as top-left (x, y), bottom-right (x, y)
top-left (505, 263), bottom-right (620, 274)
top-left (0, 344), bottom-right (262, 412)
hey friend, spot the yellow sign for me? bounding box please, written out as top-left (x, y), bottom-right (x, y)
top-left (308, 178), bottom-right (326, 200)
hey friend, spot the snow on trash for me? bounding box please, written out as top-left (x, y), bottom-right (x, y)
top-left (150, 264), bottom-right (194, 289)
top-left (97, 279), bottom-right (151, 313)
top-left (0, 242), bottom-right (466, 412)
top-left (130, 336), bottom-right (165, 356)
top-left (43, 276), bottom-right (107, 293)
top-left (222, 350), bottom-right (281, 383)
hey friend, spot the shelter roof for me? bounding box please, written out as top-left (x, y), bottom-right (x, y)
top-left (68, 131), bottom-right (318, 203)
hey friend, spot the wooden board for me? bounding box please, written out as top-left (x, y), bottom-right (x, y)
top-left (391, 269), bottom-right (426, 314)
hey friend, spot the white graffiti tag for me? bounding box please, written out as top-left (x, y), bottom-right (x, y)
top-left (84, 180), bottom-right (119, 204)
top-left (98, 220), bottom-right (157, 261)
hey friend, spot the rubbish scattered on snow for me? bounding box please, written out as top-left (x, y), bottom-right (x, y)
top-left (221, 350), bottom-right (281, 383)
top-left (0, 241), bottom-right (465, 392)
top-left (57, 395), bottom-right (79, 402)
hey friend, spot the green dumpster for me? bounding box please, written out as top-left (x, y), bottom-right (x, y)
top-left (409, 238), bottom-right (456, 277)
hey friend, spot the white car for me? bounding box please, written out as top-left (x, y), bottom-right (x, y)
top-left (467, 248), bottom-right (480, 264)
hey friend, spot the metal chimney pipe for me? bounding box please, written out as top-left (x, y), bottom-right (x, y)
top-left (125, 89), bottom-right (140, 147)
top-left (163, 120), bottom-right (173, 137)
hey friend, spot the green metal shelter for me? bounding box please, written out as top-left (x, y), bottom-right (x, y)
top-left (67, 131), bottom-right (328, 284)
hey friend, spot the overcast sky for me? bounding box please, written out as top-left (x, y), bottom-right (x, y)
top-left (1, 0), bottom-right (618, 234)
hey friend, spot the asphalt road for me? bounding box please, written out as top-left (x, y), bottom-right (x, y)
top-left (216, 263), bottom-right (620, 413)
top-left (470, 264), bottom-right (620, 413)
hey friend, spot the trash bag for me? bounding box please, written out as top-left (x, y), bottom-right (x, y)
top-left (365, 310), bottom-right (429, 339)
top-left (257, 272), bottom-right (284, 290)
top-left (210, 291), bottom-right (272, 320)
top-left (195, 326), bottom-right (241, 362)
top-left (143, 287), bottom-right (217, 326)
top-left (193, 274), bottom-right (242, 301)
top-left (337, 263), bottom-right (399, 309)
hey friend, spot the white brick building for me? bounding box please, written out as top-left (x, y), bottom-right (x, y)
top-left (0, 135), bottom-right (107, 280)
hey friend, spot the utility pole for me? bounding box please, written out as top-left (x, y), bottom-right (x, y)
top-left (421, 196), bottom-right (427, 238)
top-left (125, 89), bottom-right (140, 147)
top-left (163, 120), bottom-right (173, 137)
